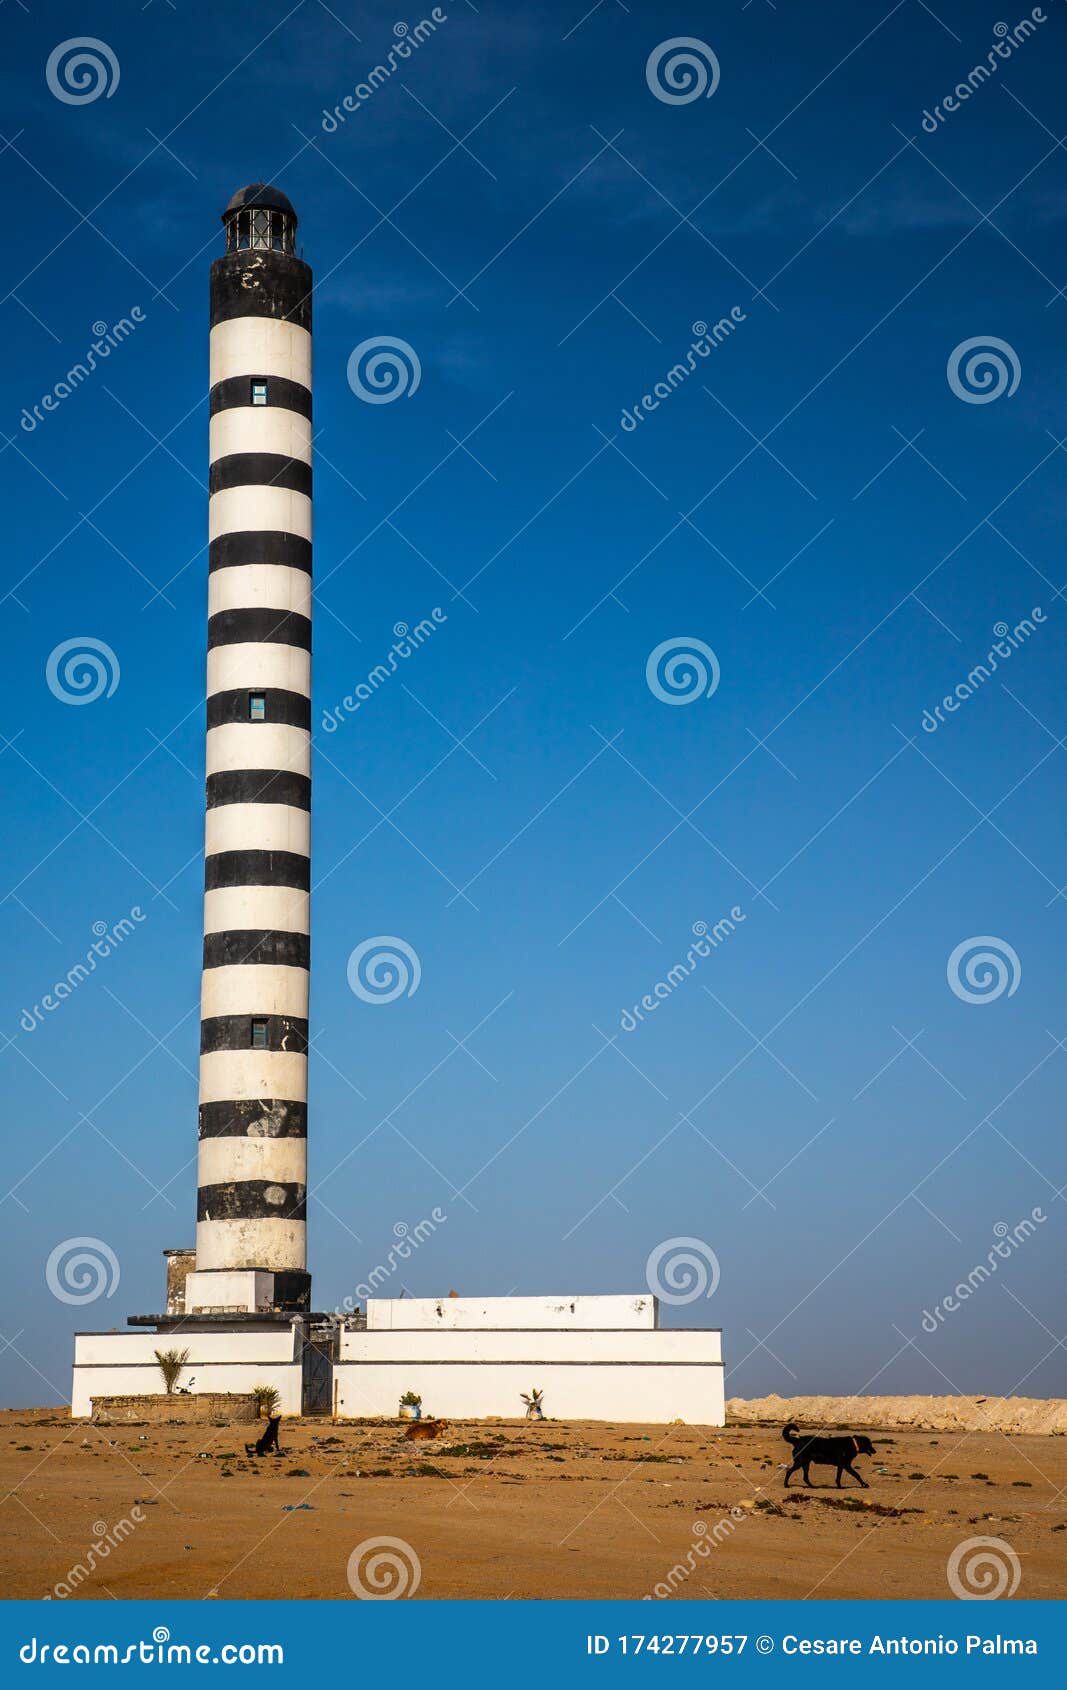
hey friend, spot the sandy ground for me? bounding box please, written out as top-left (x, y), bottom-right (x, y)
top-left (729, 1395), bottom-right (1067, 1436)
top-left (1, 1407), bottom-right (1064, 1601)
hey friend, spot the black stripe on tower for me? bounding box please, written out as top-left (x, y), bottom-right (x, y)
top-left (205, 850), bottom-right (310, 890)
top-left (199, 1098), bottom-right (307, 1140)
top-left (206, 770), bottom-right (310, 809)
top-left (209, 251), bottom-right (312, 331)
top-left (209, 532), bottom-right (312, 574)
top-left (207, 690), bottom-right (311, 730)
top-left (209, 454), bottom-right (312, 496)
top-left (197, 1180), bottom-right (307, 1221)
top-left (203, 929), bottom-right (310, 969)
top-left (201, 1014), bottom-right (309, 1054)
top-left (208, 608), bottom-right (311, 650)
top-left (210, 375), bottom-right (312, 419)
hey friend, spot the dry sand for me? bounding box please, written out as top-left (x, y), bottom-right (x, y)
top-left (729, 1394), bottom-right (1067, 1437)
top-left (1, 1404), bottom-right (1065, 1601)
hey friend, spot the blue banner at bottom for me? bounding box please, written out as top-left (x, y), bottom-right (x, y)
top-left (1, 1600), bottom-right (1058, 1682)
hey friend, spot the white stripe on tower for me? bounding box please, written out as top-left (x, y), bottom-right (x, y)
top-left (197, 184), bottom-right (313, 1310)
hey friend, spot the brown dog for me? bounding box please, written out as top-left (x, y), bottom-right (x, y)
top-left (403, 1419), bottom-right (449, 1441)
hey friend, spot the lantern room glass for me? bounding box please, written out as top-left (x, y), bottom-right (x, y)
top-left (225, 207), bottom-right (295, 255)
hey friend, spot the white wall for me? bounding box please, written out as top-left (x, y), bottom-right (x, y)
top-left (365, 1293), bottom-right (659, 1331)
top-left (335, 1358), bottom-right (725, 1425)
top-left (340, 1327), bottom-right (721, 1365)
top-left (71, 1327), bottom-right (302, 1419)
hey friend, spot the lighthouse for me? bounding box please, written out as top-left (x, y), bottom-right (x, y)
top-left (69, 182), bottom-right (726, 1427)
top-left (190, 183), bottom-right (314, 1315)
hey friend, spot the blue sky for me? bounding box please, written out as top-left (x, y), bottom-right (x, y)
top-left (1, 0), bottom-right (1065, 1408)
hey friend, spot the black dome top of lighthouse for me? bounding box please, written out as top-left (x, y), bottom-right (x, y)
top-left (223, 183), bottom-right (297, 222)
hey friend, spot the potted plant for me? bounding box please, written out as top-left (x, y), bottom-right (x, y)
top-left (398, 1391), bottom-right (422, 1422)
top-left (521, 1387), bottom-right (544, 1421)
top-left (251, 1384), bottom-right (281, 1420)
top-left (154, 1348), bottom-right (190, 1395)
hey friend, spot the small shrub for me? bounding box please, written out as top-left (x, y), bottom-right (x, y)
top-left (154, 1348), bottom-right (189, 1394)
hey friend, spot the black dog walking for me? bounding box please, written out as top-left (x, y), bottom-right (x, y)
top-left (782, 1422), bottom-right (875, 1488)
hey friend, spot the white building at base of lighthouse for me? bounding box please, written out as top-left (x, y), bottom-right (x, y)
top-left (72, 1293), bottom-right (724, 1424)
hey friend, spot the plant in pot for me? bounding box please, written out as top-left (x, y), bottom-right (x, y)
top-left (521, 1387), bottom-right (544, 1421)
top-left (251, 1383), bottom-right (281, 1420)
top-left (154, 1348), bottom-right (190, 1395)
top-left (398, 1391), bottom-right (422, 1422)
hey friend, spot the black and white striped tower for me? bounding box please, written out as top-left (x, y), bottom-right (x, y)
top-left (197, 184), bottom-right (312, 1312)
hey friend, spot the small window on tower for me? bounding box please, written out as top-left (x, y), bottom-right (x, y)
top-left (251, 1019), bottom-right (269, 1050)
top-left (249, 694), bottom-right (266, 721)
top-left (251, 380), bottom-right (268, 406)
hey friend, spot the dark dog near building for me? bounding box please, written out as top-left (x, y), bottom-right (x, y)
top-left (245, 1415), bottom-right (282, 1458)
top-left (782, 1422), bottom-right (875, 1488)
